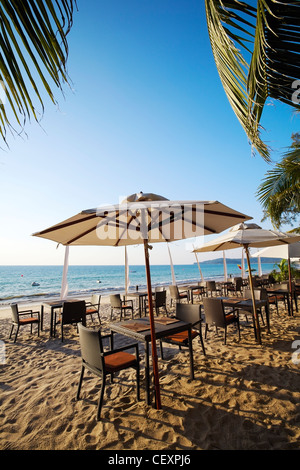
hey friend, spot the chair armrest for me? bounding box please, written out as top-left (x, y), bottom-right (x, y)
top-left (19, 310), bottom-right (40, 317)
top-left (121, 299), bottom-right (133, 307)
top-left (225, 308), bottom-right (239, 316)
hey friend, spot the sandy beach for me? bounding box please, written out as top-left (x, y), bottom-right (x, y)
top-left (1, 293), bottom-right (300, 451)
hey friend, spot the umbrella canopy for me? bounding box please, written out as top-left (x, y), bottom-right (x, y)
top-left (33, 193), bottom-right (252, 409)
top-left (33, 195), bottom-right (252, 247)
top-left (194, 223), bottom-right (300, 343)
top-left (193, 223), bottom-right (300, 252)
top-left (252, 242), bottom-right (300, 314)
top-left (252, 242), bottom-right (300, 260)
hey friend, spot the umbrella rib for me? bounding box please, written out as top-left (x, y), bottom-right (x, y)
top-left (36, 213), bottom-right (98, 235)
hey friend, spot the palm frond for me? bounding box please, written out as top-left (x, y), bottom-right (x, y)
top-left (257, 144), bottom-right (300, 227)
top-left (0, 0), bottom-right (77, 143)
top-left (205, 0), bottom-right (300, 162)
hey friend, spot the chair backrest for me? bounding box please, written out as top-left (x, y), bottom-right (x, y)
top-left (78, 323), bottom-right (104, 373)
top-left (244, 288), bottom-right (261, 300)
top-left (203, 297), bottom-right (225, 327)
top-left (11, 303), bottom-right (19, 323)
top-left (110, 294), bottom-right (122, 307)
top-left (91, 294), bottom-right (101, 309)
top-left (62, 301), bottom-right (86, 326)
top-left (235, 278), bottom-right (243, 290)
top-left (169, 285), bottom-right (179, 299)
top-left (176, 303), bottom-right (202, 331)
top-left (206, 281), bottom-right (216, 291)
top-left (155, 290), bottom-right (166, 307)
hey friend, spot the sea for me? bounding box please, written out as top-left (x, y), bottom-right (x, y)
top-left (0, 261), bottom-right (278, 307)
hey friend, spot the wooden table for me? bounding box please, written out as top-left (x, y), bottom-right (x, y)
top-left (266, 287), bottom-right (291, 315)
top-left (110, 317), bottom-right (194, 406)
top-left (127, 291), bottom-right (149, 316)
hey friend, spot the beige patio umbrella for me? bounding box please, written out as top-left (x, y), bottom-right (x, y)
top-left (252, 242), bottom-right (300, 314)
top-left (194, 223), bottom-right (300, 344)
top-left (33, 192), bottom-right (252, 409)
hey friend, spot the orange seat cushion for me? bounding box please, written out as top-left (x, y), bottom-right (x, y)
top-left (86, 308), bottom-right (97, 314)
top-left (225, 313), bottom-right (237, 324)
top-left (19, 317), bottom-right (39, 325)
top-left (163, 329), bottom-right (198, 344)
top-left (104, 351), bottom-right (136, 373)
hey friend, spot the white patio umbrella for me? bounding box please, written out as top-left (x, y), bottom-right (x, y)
top-left (194, 223), bottom-right (300, 344)
top-left (33, 192), bottom-right (252, 409)
top-left (252, 242), bottom-right (300, 314)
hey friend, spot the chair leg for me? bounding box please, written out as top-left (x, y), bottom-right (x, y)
top-left (136, 365), bottom-right (140, 401)
top-left (76, 365), bottom-right (85, 400)
top-left (9, 324), bottom-right (14, 340)
top-left (97, 376), bottom-right (106, 421)
top-left (198, 328), bottom-right (206, 356)
top-left (159, 340), bottom-right (164, 359)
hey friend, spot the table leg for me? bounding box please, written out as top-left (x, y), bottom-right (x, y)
top-left (40, 305), bottom-right (44, 331)
top-left (265, 304), bottom-right (271, 334)
top-left (50, 307), bottom-right (54, 337)
top-left (287, 294), bottom-right (291, 316)
top-left (145, 341), bottom-right (150, 405)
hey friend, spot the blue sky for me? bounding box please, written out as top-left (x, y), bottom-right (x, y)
top-left (0, 1), bottom-right (299, 266)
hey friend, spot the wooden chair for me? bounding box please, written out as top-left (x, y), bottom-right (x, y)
top-left (203, 297), bottom-right (240, 345)
top-left (144, 290), bottom-right (167, 316)
top-left (110, 294), bottom-right (134, 320)
top-left (169, 285), bottom-right (189, 307)
top-left (85, 294), bottom-right (101, 323)
top-left (160, 303), bottom-right (206, 373)
top-left (54, 300), bottom-right (86, 342)
top-left (76, 323), bottom-right (140, 420)
top-left (9, 303), bottom-right (40, 343)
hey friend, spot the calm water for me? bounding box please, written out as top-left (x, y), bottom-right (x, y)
top-left (0, 262), bottom-right (277, 306)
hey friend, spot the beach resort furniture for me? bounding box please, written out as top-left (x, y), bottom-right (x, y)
top-left (9, 303), bottom-right (41, 343)
top-left (54, 300), bottom-right (86, 342)
top-left (226, 277), bottom-right (243, 296)
top-left (144, 290), bottom-right (167, 316)
top-left (110, 317), bottom-right (195, 406)
top-left (205, 281), bottom-right (222, 297)
top-left (266, 284), bottom-right (291, 315)
top-left (169, 285), bottom-right (189, 307)
top-left (110, 294), bottom-right (134, 320)
top-left (238, 289), bottom-right (266, 325)
top-left (159, 303), bottom-right (206, 365)
top-left (189, 283), bottom-right (206, 303)
top-left (76, 323), bottom-right (140, 421)
top-left (203, 297), bottom-right (240, 345)
top-left (85, 294), bottom-right (101, 323)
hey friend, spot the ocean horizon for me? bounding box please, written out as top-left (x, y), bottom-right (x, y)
top-left (0, 260), bottom-right (278, 306)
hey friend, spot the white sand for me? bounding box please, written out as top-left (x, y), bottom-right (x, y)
top-left (1, 294), bottom-right (300, 450)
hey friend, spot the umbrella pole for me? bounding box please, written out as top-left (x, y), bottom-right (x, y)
top-left (245, 246), bottom-right (262, 345)
top-left (143, 240), bottom-right (162, 410)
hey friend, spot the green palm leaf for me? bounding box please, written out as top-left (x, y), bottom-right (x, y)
top-left (256, 145), bottom-right (300, 227)
top-left (205, 0), bottom-right (300, 161)
top-left (0, 0), bottom-right (76, 143)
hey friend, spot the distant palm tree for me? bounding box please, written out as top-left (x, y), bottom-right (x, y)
top-left (0, 0), bottom-right (76, 144)
top-left (256, 144), bottom-right (300, 228)
top-left (205, 0), bottom-right (300, 161)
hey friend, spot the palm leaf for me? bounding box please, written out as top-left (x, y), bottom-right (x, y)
top-left (205, 0), bottom-right (300, 162)
top-left (0, 0), bottom-right (77, 143)
top-left (256, 144), bottom-right (300, 227)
